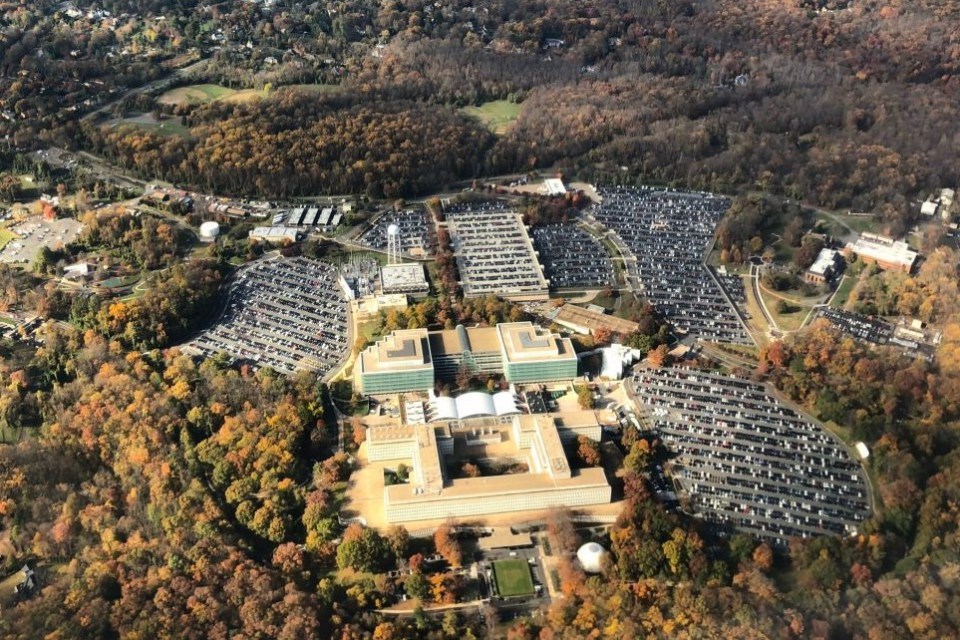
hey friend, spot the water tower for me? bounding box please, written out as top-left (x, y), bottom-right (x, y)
top-left (386, 223), bottom-right (401, 265)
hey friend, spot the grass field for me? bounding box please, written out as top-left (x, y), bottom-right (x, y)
top-left (112, 114), bottom-right (191, 138)
top-left (830, 275), bottom-right (857, 309)
top-left (760, 288), bottom-right (814, 332)
top-left (492, 559), bottom-right (535, 598)
top-left (0, 228), bottom-right (18, 251)
top-left (158, 83), bottom-right (238, 106)
top-left (220, 88), bottom-right (270, 104)
top-left (461, 100), bottom-right (522, 135)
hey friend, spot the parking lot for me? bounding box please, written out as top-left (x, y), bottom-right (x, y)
top-left (632, 367), bottom-right (871, 545)
top-left (185, 256), bottom-right (349, 376)
top-left (0, 216), bottom-right (84, 264)
top-left (816, 307), bottom-right (892, 344)
top-left (589, 187), bottom-right (751, 344)
top-left (713, 269), bottom-right (747, 305)
top-left (445, 202), bottom-right (549, 299)
top-left (360, 209), bottom-right (435, 256)
top-left (531, 224), bottom-right (614, 289)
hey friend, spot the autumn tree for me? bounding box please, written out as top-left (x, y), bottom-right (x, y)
top-left (336, 525), bottom-right (393, 573)
top-left (433, 523), bottom-right (462, 567)
top-left (575, 435), bottom-right (601, 467)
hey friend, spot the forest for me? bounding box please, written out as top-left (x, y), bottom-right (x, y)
top-left (3, 0), bottom-right (959, 223)
top-left (84, 96), bottom-right (495, 198)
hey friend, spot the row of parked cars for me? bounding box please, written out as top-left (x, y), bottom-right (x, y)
top-left (632, 366), bottom-right (871, 545)
top-left (590, 186), bottom-right (752, 344)
top-left (187, 257), bottom-right (349, 376)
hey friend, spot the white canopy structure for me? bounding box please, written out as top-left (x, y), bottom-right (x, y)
top-left (426, 389), bottom-right (521, 422)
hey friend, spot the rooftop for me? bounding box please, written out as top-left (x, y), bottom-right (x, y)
top-left (846, 233), bottom-right (918, 269)
top-left (428, 325), bottom-right (501, 356)
top-left (360, 329), bottom-right (432, 373)
top-left (380, 263), bottom-right (429, 291)
top-left (249, 226), bottom-right (298, 241)
top-left (808, 248), bottom-right (839, 276)
top-left (498, 322), bottom-right (576, 362)
top-left (543, 178), bottom-right (566, 196)
top-left (552, 304), bottom-right (640, 335)
top-left (386, 465), bottom-right (608, 502)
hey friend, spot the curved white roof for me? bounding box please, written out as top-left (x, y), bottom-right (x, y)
top-left (199, 220), bottom-right (221, 238)
top-left (456, 392), bottom-right (497, 420)
top-left (431, 396), bottom-right (459, 421)
top-left (577, 542), bottom-right (607, 573)
top-left (427, 390), bottom-right (520, 421)
top-left (493, 390), bottom-right (520, 416)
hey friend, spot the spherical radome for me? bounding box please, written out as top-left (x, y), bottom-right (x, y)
top-left (576, 542), bottom-right (608, 573)
top-left (387, 223), bottom-right (400, 236)
top-left (199, 221), bottom-right (221, 239)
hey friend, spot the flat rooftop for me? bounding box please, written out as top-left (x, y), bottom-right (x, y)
top-left (387, 466), bottom-right (608, 502)
top-left (380, 263), bottom-right (428, 291)
top-left (846, 233), bottom-right (917, 269)
top-left (808, 248), bottom-right (839, 276)
top-left (429, 325), bottom-right (501, 357)
top-left (553, 304), bottom-right (640, 335)
top-left (360, 329), bottom-right (432, 373)
top-left (498, 322), bottom-right (576, 362)
top-left (367, 423), bottom-right (417, 444)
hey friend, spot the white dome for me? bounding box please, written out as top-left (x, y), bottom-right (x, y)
top-left (576, 542), bottom-right (607, 573)
top-left (199, 221), bottom-right (221, 239)
top-left (387, 223), bottom-right (400, 236)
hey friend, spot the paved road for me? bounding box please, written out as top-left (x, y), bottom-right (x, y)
top-left (750, 264), bottom-right (779, 336)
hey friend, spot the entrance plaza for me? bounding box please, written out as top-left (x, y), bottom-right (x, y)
top-left (344, 409), bottom-right (612, 527)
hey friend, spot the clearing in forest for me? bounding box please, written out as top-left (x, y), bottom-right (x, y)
top-left (157, 84), bottom-right (239, 105)
top-left (461, 100), bottom-right (522, 134)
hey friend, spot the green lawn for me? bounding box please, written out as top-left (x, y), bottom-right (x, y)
top-left (813, 210), bottom-right (879, 236)
top-left (492, 559), bottom-right (535, 598)
top-left (760, 288), bottom-right (813, 332)
top-left (830, 275), bottom-right (857, 309)
top-left (158, 83), bottom-right (238, 106)
top-left (220, 88), bottom-right (271, 104)
top-left (113, 118), bottom-right (191, 138)
top-left (0, 227), bottom-right (17, 250)
top-left (461, 100), bottom-right (522, 135)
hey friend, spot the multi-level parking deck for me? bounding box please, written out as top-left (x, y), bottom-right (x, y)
top-left (360, 209), bottom-right (436, 256)
top-left (590, 186), bottom-right (751, 344)
top-left (446, 203), bottom-right (549, 300)
top-left (632, 367), bottom-right (870, 545)
top-left (531, 224), bottom-right (615, 289)
top-left (185, 257), bottom-right (349, 377)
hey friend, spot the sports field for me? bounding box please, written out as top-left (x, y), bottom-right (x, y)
top-left (461, 100), bottom-right (522, 135)
top-left (492, 559), bottom-right (535, 598)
